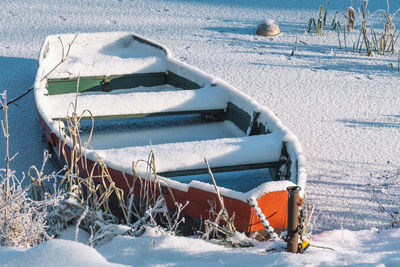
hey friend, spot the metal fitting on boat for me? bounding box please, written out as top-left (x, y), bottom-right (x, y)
top-left (101, 78), bottom-right (111, 92)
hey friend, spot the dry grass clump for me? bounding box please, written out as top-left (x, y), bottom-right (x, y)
top-left (0, 162), bottom-right (61, 247)
top-left (201, 158), bottom-right (255, 248)
top-left (45, 95), bottom-right (189, 245)
top-left (307, 0), bottom-right (400, 57)
top-left (359, 0), bottom-right (400, 56)
top-left (0, 92), bottom-right (63, 247)
top-left (0, 86), bottom-right (189, 247)
top-left (374, 2), bottom-right (400, 55)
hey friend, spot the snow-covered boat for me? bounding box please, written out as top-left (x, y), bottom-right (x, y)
top-left (34, 32), bottom-right (306, 235)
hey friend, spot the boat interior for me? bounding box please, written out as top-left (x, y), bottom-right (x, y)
top-left (41, 36), bottom-right (292, 190)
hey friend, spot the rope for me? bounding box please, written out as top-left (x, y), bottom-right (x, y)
top-left (248, 198), bottom-right (279, 241)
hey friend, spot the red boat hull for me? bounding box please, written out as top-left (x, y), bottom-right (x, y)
top-left (38, 114), bottom-right (292, 234)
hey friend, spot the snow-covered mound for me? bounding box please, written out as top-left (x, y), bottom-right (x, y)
top-left (0, 227), bottom-right (399, 266)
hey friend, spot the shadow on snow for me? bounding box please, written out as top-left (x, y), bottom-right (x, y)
top-left (0, 56), bottom-right (55, 184)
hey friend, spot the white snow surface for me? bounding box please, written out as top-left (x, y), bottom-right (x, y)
top-left (93, 133), bottom-right (282, 174)
top-left (0, 226), bottom-right (399, 266)
top-left (261, 19), bottom-right (278, 27)
top-left (43, 85), bottom-right (228, 119)
top-left (81, 120), bottom-right (246, 148)
top-left (43, 32), bottom-right (167, 78)
top-left (1, 0), bottom-right (400, 265)
top-left (0, 239), bottom-right (123, 267)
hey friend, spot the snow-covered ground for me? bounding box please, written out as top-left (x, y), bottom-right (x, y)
top-left (0, 0), bottom-right (399, 266)
top-left (0, 226), bottom-right (399, 267)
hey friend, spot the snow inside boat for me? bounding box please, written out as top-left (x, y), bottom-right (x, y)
top-left (34, 32), bottom-right (306, 235)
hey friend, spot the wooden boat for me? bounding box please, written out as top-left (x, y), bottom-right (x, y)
top-left (34, 32), bottom-right (306, 236)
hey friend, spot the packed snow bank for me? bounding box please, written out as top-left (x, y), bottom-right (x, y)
top-left (1, 227), bottom-right (398, 266)
top-left (0, 239), bottom-right (123, 267)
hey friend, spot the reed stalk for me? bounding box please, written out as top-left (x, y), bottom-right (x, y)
top-left (337, 26), bottom-right (342, 49)
top-left (318, 5), bottom-right (324, 36)
top-left (0, 92), bottom-right (10, 245)
top-left (1, 93), bottom-right (10, 201)
top-left (204, 158), bottom-right (235, 233)
top-left (345, 7), bottom-right (356, 31)
top-left (361, 0), bottom-right (373, 56)
top-left (322, 0), bottom-right (331, 30)
top-left (40, 34), bottom-right (78, 83)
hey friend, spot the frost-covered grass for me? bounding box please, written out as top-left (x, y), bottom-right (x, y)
top-left (0, 164), bottom-right (57, 247)
top-left (0, 94), bottom-right (191, 249)
top-left (0, 93), bottom-right (58, 248)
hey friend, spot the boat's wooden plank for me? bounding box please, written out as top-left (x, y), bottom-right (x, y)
top-left (274, 142), bottom-right (292, 181)
top-left (110, 73), bottom-right (165, 91)
top-left (47, 76), bottom-right (103, 95)
top-left (158, 162), bottom-right (280, 177)
top-left (225, 102), bottom-right (252, 133)
top-left (166, 71), bottom-right (201, 89)
top-left (46, 73), bottom-right (166, 95)
top-left (53, 109), bottom-right (226, 121)
top-left (132, 35), bottom-right (168, 55)
top-left (249, 112), bottom-right (270, 135)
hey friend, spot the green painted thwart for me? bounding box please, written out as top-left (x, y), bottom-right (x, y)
top-left (47, 73), bottom-right (165, 95)
top-left (54, 109), bottom-right (225, 121)
top-left (46, 72), bottom-right (201, 95)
